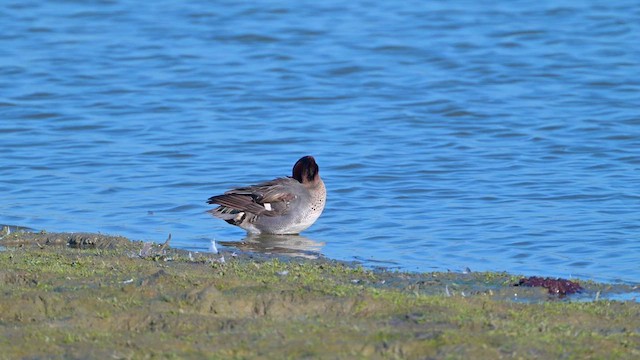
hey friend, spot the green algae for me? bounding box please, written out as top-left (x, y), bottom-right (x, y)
top-left (0, 231), bottom-right (639, 359)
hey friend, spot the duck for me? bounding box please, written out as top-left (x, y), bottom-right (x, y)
top-left (207, 156), bottom-right (326, 234)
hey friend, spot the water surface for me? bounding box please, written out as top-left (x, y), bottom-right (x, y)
top-left (2, 0), bottom-right (639, 283)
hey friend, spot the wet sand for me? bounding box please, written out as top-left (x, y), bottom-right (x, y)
top-left (1, 230), bottom-right (639, 359)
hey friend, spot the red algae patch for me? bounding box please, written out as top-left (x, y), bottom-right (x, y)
top-left (514, 276), bottom-right (583, 296)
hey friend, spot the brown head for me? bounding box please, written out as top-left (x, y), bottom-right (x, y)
top-left (292, 156), bottom-right (320, 184)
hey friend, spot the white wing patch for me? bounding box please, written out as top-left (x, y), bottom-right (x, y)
top-left (263, 203), bottom-right (272, 211)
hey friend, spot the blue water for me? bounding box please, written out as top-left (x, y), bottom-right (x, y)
top-left (2, 1), bottom-right (639, 283)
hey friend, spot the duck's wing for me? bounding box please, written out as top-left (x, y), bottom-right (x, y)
top-left (207, 177), bottom-right (298, 217)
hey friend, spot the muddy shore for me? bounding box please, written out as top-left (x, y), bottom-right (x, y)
top-left (1, 230), bottom-right (639, 359)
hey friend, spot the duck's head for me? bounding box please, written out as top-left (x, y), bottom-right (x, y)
top-left (292, 156), bottom-right (320, 184)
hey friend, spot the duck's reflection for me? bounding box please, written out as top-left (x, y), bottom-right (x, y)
top-left (218, 234), bottom-right (325, 259)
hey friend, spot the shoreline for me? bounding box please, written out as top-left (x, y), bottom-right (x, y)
top-left (1, 230), bottom-right (639, 358)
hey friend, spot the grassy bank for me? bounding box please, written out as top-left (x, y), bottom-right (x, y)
top-left (0, 231), bottom-right (639, 359)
